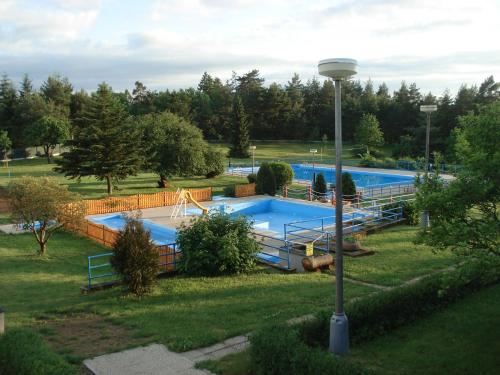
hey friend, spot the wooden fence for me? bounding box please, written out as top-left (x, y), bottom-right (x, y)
top-left (84, 188), bottom-right (212, 215)
top-left (235, 183), bottom-right (256, 198)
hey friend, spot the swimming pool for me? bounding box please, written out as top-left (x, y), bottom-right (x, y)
top-left (227, 164), bottom-right (414, 188)
top-left (89, 215), bottom-right (177, 245)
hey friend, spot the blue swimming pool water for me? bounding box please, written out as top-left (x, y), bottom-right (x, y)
top-left (291, 164), bottom-right (414, 188)
top-left (89, 215), bottom-right (177, 245)
top-left (228, 164), bottom-right (414, 188)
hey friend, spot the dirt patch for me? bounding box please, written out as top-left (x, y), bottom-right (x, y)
top-left (37, 313), bottom-right (153, 361)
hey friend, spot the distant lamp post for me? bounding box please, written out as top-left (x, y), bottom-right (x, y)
top-left (318, 58), bottom-right (358, 356)
top-left (419, 104), bottom-right (437, 228)
top-left (310, 148), bottom-right (318, 170)
top-left (250, 145), bottom-right (257, 173)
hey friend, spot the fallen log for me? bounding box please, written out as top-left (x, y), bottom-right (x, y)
top-left (302, 254), bottom-right (334, 271)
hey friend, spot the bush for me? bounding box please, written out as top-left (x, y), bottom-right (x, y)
top-left (402, 200), bottom-right (419, 225)
top-left (251, 325), bottom-right (370, 375)
top-left (0, 328), bottom-right (75, 375)
top-left (342, 172), bottom-right (356, 198)
top-left (299, 258), bottom-right (500, 348)
top-left (247, 173), bottom-right (257, 183)
top-left (269, 162), bottom-right (293, 189)
top-left (110, 216), bottom-right (160, 296)
top-left (203, 149), bottom-right (225, 178)
top-left (223, 185), bottom-right (235, 197)
top-left (314, 173), bottom-right (327, 197)
top-left (176, 211), bottom-right (259, 276)
top-left (256, 162), bottom-right (276, 196)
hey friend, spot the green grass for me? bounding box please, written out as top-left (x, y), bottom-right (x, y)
top-left (198, 284), bottom-right (500, 375)
top-left (0, 230), bottom-right (372, 352)
top-left (344, 226), bottom-right (459, 286)
top-left (0, 212), bottom-right (11, 224)
top-left (0, 158), bottom-right (246, 199)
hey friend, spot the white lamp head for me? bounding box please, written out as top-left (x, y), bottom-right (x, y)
top-left (318, 58), bottom-right (358, 79)
top-left (420, 105), bottom-right (437, 113)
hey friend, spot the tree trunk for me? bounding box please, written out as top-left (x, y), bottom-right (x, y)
top-left (44, 145), bottom-right (51, 163)
top-left (106, 175), bottom-right (113, 195)
top-left (158, 175), bottom-right (169, 188)
top-left (39, 241), bottom-right (47, 255)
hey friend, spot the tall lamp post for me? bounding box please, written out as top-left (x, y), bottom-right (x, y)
top-left (419, 104), bottom-right (437, 228)
top-left (318, 58), bottom-right (358, 355)
top-left (310, 148), bottom-right (317, 169)
top-left (250, 145), bottom-right (257, 174)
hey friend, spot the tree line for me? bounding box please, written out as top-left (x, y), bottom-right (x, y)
top-left (0, 71), bottom-right (498, 162)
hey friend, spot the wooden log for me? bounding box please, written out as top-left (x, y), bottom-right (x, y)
top-left (302, 254), bottom-right (334, 271)
top-left (342, 241), bottom-right (361, 251)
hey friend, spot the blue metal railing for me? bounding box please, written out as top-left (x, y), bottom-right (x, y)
top-left (87, 252), bottom-right (116, 289)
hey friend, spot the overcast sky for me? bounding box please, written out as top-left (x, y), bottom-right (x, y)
top-left (1, 0), bottom-right (499, 95)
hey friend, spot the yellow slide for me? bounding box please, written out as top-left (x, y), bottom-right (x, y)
top-left (183, 190), bottom-right (209, 215)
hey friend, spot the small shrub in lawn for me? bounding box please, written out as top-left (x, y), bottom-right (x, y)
top-left (110, 216), bottom-right (160, 296)
top-left (0, 328), bottom-right (75, 375)
top-left (402, 200), bottom-right (419, 225)
top-left (204, 149), bottom-right (225, 178)
top-left (269, 162), bottom-right (293, 189)
top-left (299, 258), bottom-right (500, 348)
top-left (177, 211), bottom-right (259, 276)
top-left (314, 173), bottom-right (327, 198)
top-left (251, 324), bottom-right (371, 375)
top-left (256, 162), bottom-right (276, 196)
top-left (223, 185), bottom-right (235, 197)
top-left (247, 173), bottom-right (257, 183)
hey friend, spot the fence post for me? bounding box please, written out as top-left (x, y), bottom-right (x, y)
top-left (307, 185), bottom-right (312, 201)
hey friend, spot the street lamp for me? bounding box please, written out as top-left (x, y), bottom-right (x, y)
top-left (250, 145), bottom-right (257, 174)
top-left (419, 104), bottom-right (437, 228)
top-left (318, 58), bottom-right (358, 356)
top-left (310, 148), bottom-right (318, 169)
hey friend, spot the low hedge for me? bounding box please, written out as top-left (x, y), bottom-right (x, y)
top-left (0, 328), bottom-right (75, 375)
top-left (300, 258), bottom-right (500, 348)
top-left (251, 325), bottom-right (370, 375)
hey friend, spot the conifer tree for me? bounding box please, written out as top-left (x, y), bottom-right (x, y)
top-left (229, 95), bottom-right (250, 158)
top-left (55, 83), bottom-right (143, 194)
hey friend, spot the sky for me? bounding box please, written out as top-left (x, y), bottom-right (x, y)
top-left (0, 0), bottom-right (499, 95)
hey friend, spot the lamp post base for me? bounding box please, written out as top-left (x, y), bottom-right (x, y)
top-left (329, 313), bottom-right (349, 355)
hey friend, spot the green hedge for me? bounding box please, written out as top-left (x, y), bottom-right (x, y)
top-left (0, 328), bottom-right (75, 375)
top-left (269, 162), bottom-right (294, 190)
top-left (256, 162), bottom-right (276, 196)
top-left (251, 325), bottom-right (370, 375)
top-left (300, 258), bottom-right (500, 348)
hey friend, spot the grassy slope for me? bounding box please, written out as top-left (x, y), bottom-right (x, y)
top-left (0, 230), bottom-right (372, 352)
top-left (344, 226), bottom-right (458, 286)
top-left (199, 284), bottom-right (500, 375)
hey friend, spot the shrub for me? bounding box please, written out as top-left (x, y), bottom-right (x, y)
top-left (357, 151), bottom-right (378, 167)
top-left (110, 216), bottom-right (160, 296)
top-left (203, 149), bottom-right (225, 178)
top-left (299, 258), bottom-right (500, 348)
top-left (0, 328), bottom-right (75, 375)
top-left (223, 185), bottom-right (235, 197)
top-left (314, 173), bottom-right (327, 197)
top-left (402, 200), bottom-right (419, 225)
top-left (269, 162), bottom-right (293, 189)
top-left (256, 162), bottom-right (276, 196)
top-left (177, 211), bottom-right (259, 276)
top-left (251, 325), bottom-right (370, 375)
top-left (247, 173), bottom-right (257, 183)
top-left (342, 172), bottom-right (356, 198)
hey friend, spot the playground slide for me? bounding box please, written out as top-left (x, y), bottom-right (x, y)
top-left (184, 190), bottom-right (209, 214)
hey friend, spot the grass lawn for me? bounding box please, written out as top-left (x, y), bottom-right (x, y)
top-left (344, 225), bottom-right (459, 286)
top-left (0, 157), bottom-right (246, 199)
top-left (0, 230), bottom-right (372, 357)
top-left (198, 283), bottom-right (500, 375)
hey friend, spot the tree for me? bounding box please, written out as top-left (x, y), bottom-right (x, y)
top-left (256, 162), bottom-right (276, 196)
top-left (342, 172), bottom-right (356, 198)
top-left (0, 75), bottom-right (18, 146)
top-left (139, 111), bottom-right (207, 187)
top-left (24, 115), bottom-right (70, 163)
top-left (0, 130), bottom-right (11, 158)
top-left (229, 96), bottom-right (250, 158)
top-left (355, 113), bottom-right (384, 154)
top-left (8, 176), bottom-right (85, 255)
top-left (40, 74), bottom-right (73, 117)
top-left (314, 173), bottom-right (327, 198)
top-left (203, 148), bottom-right (225, 178)
top-left (269, 162), bottom-right (293, 190)
top-left (55, 83), bottom-right (144, 195)
top-left (416, 102), bottom-right (500, 256)
top-left (110, 215), bottom-right (159, 296)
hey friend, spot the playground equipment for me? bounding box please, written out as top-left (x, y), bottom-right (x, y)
top-left (171, 189), bottom-right (208, 218)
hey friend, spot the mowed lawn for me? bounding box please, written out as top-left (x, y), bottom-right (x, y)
top-left (344, 226), bottom-right (459, 286)
top-left (0, 230), bottom-right (373, 354)
top-left (199, 284), bottom-right (500, 375)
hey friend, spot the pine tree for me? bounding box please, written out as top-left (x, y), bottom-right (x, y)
top-left (55, 83), bottom-right (144, 195)
top-left (229, 95), bottom-right (250, 158)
